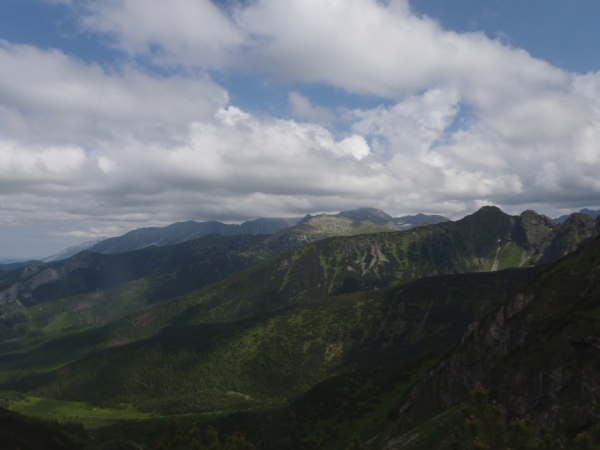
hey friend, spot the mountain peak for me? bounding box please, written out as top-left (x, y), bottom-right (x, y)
top-left (338, 207), bottom-right (396, 228)
top-left (462, 205), bottom-right (513, 224)
top-left (473, 205), bottom-right (505, 215)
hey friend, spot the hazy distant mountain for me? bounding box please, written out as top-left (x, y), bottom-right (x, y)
top-left (88, 210), bottom-right (450, 256)
top-left (338, 207), bottom-right (451, 230)
top-left (0, 234), bottom-right (271, 309)
top-left (393, 212), bottom-right (451, 229)
top-left (42, 239), bottom-right (104, 263)
top-left (90, 217), bottom-right (301, 254)
top-left (552, 207), bottom-right (600, 223)
top-left (262, 211), bottom-right (399, 255)
top-left (338, 207), bottom-right (399, 228)
top-left (0, 260), bottom-right (41, 270)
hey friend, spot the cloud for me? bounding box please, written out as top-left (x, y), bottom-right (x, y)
top-left (2, 0), bottom-right (600, 258)
top-left (82, 0), bottom-right (565, 98)
top-left (81, 0), bottom-right (244, 68)
top-left (288, 92), bottom-right (336, 123)
top-left (0, 41), bottom-right (228, 146)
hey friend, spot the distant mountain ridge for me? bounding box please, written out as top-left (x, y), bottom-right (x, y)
top-left (338, 207), bottom-right (451, 230)
top-left (338, 207), bottom-right (399, 228)
top-left (393, 212), bottom-right (451, 229)
top-left (0, 234), bottom-right (271, 310)
top-left (1, 207), bottom-right (596, 316)
top-left (552, 207), bottom-right (600, 223)
top-left (0, 211), bottom-right (403, 311)
top-left (88, 208), bottom-right (450, 256)
top-left (90, 217), bottom-right (301, 254)
top-left (0, 261), bottom-right (41, 271)
top-left (42, 239), bottom-right (103, 263)
top-left (260, 212), bottom-right (397, 255)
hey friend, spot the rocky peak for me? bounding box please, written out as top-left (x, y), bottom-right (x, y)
top-left (338, 207), bottom-right (397, 228)
top-left (511, 210), bottom-right (558, 254)
top-left (537, 212), bottom-right (597, 264)
top-left (453, 206), bottom-right (515, 253)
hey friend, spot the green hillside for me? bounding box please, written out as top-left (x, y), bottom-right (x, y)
top-left (0, 213), bottom-right (403, 332)
top-left (387, 233), bottom-right (600, 448)
top-left (0, 208), bottom-right (597, 450)
top-left (0, 233), bottom-right (285, 346)
top-left (130, 207), bottom-right (597, 330)
top-left (0, 207), bottom-right (595, 390)
top-left (1, 206), bottom-right (595, 339)
top-left (0, 234), bottom-right (272, 309)
top-left (0, 406), bottom-right (88, 450)
top-left (2, 269), bottom-right (536, 420)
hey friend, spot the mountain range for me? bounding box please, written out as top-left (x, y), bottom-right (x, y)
top-left (35, 209), bottom-right (450, 263)
top-left (553, 207), bottom-right (600, 223)
top-left (0, 205), bottom-right (599, 449)
top-left (8, 206), bottom-right (597, 265)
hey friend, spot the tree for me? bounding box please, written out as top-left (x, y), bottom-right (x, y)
top-left (345, 433), bottom-right (365, 450)
top-left (572, 425), bottom-right (600, 450)
top-left (189, 423), bottom-right (203, 450)
top-left (155, 419), bottom-right (258, 450)
top-left (223, 431), bottom-right (255, 450)
top-left (205, 426), bottom-right (222, 450)
top-left (155, 418), bottom-right (182, 450)
top-left (442, 383), bottom-right (564, 450)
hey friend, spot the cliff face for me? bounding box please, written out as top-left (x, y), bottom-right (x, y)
top-left (393, 218), bottom-right (600, 440)
top-left (537, 212), bottom-right (599, 264)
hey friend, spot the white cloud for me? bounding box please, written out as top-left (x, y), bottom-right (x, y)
top-left (0, 41), bottom-right (228, 146)
top-left (2, 0), bottom-right (600, 257)
top-left (81, 0), bottom-right (244, 68)
top-left (85, 0), bottom-right (565, 100)
top-left (288, 92), bottom-right (336, 123)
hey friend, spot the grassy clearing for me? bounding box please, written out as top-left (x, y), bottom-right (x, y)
top-left (10, 397), bottom-right (156, 429)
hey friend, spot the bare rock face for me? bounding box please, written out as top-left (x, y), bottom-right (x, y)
top-left (393, 235), bottom-right (600, 436)
top-left (537, 213), bottom-right (598, 265)
top-left (511, 210), bottom-right (558, 260)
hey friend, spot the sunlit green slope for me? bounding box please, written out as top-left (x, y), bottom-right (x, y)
top-left (2, 268), bottom-right (537, 416)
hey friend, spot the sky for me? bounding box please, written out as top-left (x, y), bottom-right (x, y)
top-left (1, 0), bottom-right (600, 259)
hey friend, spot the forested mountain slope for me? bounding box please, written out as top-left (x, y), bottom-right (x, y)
top-left (388, 219), bottom-right (600, 448)
top-left (0, 213), bottom-right (404, 312)
top-left (2, 206), bottom-right (596, 351)
top-left (157, 206), bottom-right (598, 327)
top-left (0, 406), bottom-right (87, 450)
top-left (2, 268), bottom-right (538, 416)
top-left (1, 210), bottom-right (598, 450)
top-left (3, 205), bottom-right (592, 315)
top-left (0, 234), bottom-right (270, 309)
